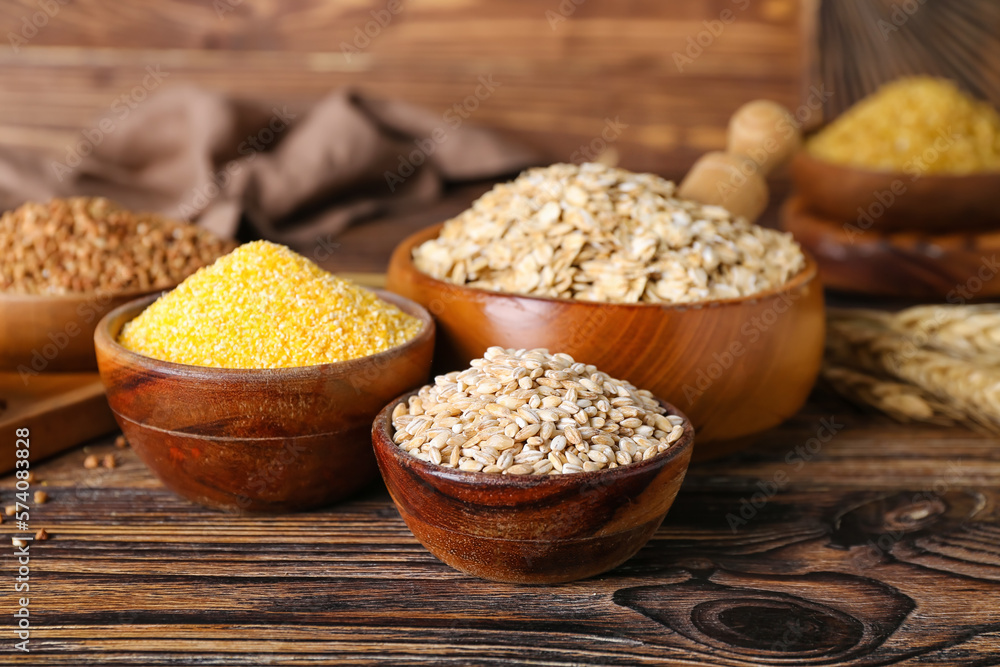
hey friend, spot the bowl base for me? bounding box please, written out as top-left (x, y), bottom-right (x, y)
top-left (397, 505), bottom-right (666, 584)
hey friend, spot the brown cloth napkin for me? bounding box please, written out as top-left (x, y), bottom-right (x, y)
top-left (0, 85), bottom-right (539, 248)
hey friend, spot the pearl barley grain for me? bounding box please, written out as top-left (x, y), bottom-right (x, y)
top-left (390, 348), bottom-right (686, 475)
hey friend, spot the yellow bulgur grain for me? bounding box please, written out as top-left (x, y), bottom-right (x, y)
top-left (118, 241), bottom-right (422, 368)
top-left (807, 77), bottom-right (1000, 174)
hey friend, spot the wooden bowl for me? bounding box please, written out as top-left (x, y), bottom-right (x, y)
top-left (94, 291), bottom-right (435, 513)
top-left (386, 224), bottom-right (825, 445)
top-left (782, 195), bottom-right (1000, 299)
top-left (791, 150), bottom-right (1000, 233)
top-left (372, 391), bottom-right (694, 584)
top-left (0, 288), bottom-right (169, 373)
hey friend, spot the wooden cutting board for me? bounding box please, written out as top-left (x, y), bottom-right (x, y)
top-left (0, 372), bottom-right (118, 474)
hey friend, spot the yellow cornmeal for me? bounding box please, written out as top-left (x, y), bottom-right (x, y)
top-left (807, 77), bottom-right (1000, 174)
top-left (118, 241), bottom-right (422, 369)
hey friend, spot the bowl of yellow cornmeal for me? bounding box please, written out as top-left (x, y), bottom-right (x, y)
top-left (94, 241), bottom-right (435, 513)
top-left (792, 76), bottom-right (1000, 233)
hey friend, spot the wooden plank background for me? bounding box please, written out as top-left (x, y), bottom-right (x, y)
top-left (0, 0), bottom-right (808, 179)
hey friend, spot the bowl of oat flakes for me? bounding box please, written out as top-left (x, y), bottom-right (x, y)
top-left (371, 347), bottom-right (695, 584)
top-left (386, 163), bottom-right (824, 446)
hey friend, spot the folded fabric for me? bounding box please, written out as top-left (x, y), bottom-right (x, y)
top-left (0, 86), bottom-right (539, 248)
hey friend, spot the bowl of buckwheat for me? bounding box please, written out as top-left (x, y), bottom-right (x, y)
top-left (0, 197), bottom-right (236, 372)
top-left (371, 347), bottom-right (694, 584)
top-left (386, 162), bottom-right (825, 448)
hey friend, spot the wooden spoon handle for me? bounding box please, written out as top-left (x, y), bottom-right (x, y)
top-left (727, 100), bottom-right (801, 176)
top-left (679, 100), bottom-right (801, 222)
top-left (678, 152), bottom-right (769, 222)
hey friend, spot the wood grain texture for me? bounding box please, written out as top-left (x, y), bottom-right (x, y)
top-left (0, 0), bottom-right (806, 178)
top-left (385, 223), bottom-right (826, 446)
top-left (93, 291), bottom-right (435, 512)
top-left (2, 387), bottom-right (1000, 664)
top-left (372, 392), bottom-right (694, 584)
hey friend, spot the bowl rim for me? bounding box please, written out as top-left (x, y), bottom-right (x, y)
top-left (0, 284), bottom-right (176, 303)
top-left (394, 222), bottom-right (819, 311)
top-left (94, 287), bottom-right (436, 381)
top-left (372, 387), bottom-right (695, 490)
top-left (792, 145), bottom-right (1000, 180)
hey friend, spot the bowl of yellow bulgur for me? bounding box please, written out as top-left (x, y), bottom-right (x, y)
top-left (94, 241), bottom-right (435, 512)
top-left (793, 77), bottom-right (1000, 232)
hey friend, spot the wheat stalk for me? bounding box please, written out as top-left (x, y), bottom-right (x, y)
top-left (822, 363), bottom-right (986, 431)
top-left (886, 304), bottom-right (1000, 363)
top-left (826, 308), bottom-right (1000, 434)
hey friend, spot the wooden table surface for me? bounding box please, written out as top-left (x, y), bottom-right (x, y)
top-left (4, 195), bottom-right (1000, 666)
top-left (4, 387), bottom-right (999, 666)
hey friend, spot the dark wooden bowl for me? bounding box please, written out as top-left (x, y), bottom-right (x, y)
top-left (386, 224), bottom-right (825, 445)
top-left (0, 287), bottom-right (171, 373)
top-left (372, 391), bottom-right (694, 584)
top-left (782, 195), bottom-right (1000, 299)
top-left (791, 150), bottom-right (1000, 233)
top-left (94, 290), bottom-right (435, 513)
